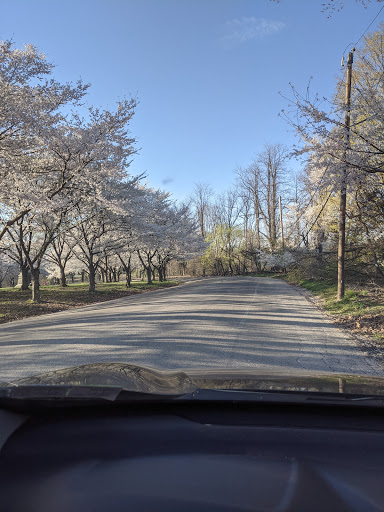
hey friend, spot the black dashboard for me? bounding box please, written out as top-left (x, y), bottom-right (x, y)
top-left (0, 400), bottom-right (384, 511)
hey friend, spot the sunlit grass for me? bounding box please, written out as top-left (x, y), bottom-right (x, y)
top-left (295, 279), bottom-right (378, 315)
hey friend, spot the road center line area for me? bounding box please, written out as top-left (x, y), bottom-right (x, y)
top-left (0, 277), bottom-right (382, 380)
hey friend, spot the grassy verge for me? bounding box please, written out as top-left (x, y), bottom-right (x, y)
top-left (284, 276), bottom-right (384, 343)
top-left (248, 272), bottom-right (285, 278)
top-left (0, 280), bottom-right (179, 324)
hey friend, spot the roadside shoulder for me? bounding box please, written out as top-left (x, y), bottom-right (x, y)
top-left (286, 280), bottom-right (384, 370)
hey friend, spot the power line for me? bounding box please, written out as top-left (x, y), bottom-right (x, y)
top-left (355, 4), bottom-right (384, 47)
top-left (295, 190), bottom-right (333, 251)
top-left (295, 6), bottom-right (384, 253)
top-left (341, 4), bottom-right (384, 60)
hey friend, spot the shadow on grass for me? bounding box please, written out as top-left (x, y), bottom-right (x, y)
top-left (0, 281), bottom-right (179, 324)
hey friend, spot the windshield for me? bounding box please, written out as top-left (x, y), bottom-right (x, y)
top-left (0, 0), bottom-right (384, 393)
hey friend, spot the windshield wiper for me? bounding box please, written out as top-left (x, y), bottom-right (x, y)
top-left (186, 388), bottom-right (384, 407)
top-left (0, 385), bottom-right (193, 410)
top-left (1, 385), bottom-right (384, 411)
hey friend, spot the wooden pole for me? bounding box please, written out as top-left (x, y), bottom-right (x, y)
top-left (337, 50), bottom-right (353, 301)
top-left (279, 195), bottom-right (284, 250)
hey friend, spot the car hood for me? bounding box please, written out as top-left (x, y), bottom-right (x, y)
top-left (2, 362), bottom-right (384, 397)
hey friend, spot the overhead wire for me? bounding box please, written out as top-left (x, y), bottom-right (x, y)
top-left (295, 190), bottom-right (333, 250)
top-left (355, 3), bottom-right (384, 47)
top-left (342, 3), bottom-right (384, 59)
top-left (292, 5), bottom-right (384, 251)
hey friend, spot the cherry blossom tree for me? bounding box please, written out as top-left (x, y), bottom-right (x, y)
top-left (0, 40), bottom-right (88, 241)
top-left (44, 231), bottom-right (76, 287)
top-left (152, 202), bottom-right (206, 281)
top-left (4, 96), bottom-right (139, 301)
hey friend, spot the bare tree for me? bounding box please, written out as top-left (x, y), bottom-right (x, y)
top-left (236, 163), bottom-right (262, 249)
top-left (257, 144), bottom-right (288, 250)
top-left (190, 183), bottom-right (213, 238)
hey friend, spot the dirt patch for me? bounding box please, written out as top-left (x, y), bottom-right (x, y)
top-left (335, 313), bottom-right (384, 339)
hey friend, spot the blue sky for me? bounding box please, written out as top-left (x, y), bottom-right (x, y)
top-left (1, 0), bottom-right (383, 201)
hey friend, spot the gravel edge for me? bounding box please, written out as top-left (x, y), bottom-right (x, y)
top-left (289, 282), bottom-right (384, 371)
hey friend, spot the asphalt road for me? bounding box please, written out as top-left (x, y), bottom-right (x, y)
top-left (0, 276), bottom-right (383, 380)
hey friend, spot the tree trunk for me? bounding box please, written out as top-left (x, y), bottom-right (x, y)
top-left (31, 268), bottom-right (40, 303)
top-left (373, 252), bottom-right (384, 278)
top-left (255, 200), bottom-right (260, 249)
top-left (104, 256), bottom-right (109, 282)
top-left (20, 264), bottom-right (29, 290)
top-left (89, 265), bottom-right (96, 293)
top-left (60, 266), bottom-right (67, 287)
top-left (126, 270), bottom-right (131, 288)
top-left (117, 255), bottom-right (131, 288)
top-left (146, 266), bottom-right (152, 285)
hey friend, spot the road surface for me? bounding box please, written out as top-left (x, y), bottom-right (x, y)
top-left (0, 276), bottom-right (382, 380)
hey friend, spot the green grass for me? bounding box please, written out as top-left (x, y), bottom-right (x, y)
top-left (249, 272), bottom-right (284, 279)
top-left (0, 280), bottom-right (179, 324)
top-left (294, 279), bottom-right (383, 316)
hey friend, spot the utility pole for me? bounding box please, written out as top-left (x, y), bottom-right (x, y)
top-left (279, 195), bottom-right (284, 250)
top-left (337, 49), bottom-right (354, 301)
